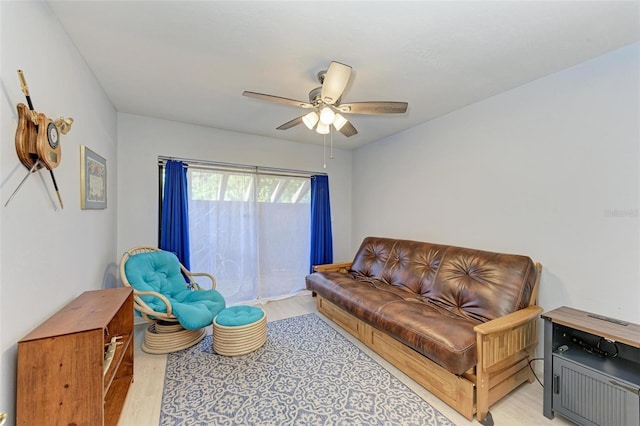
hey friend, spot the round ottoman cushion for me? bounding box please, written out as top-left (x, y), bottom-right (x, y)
top-left (215, 305), bottom-right (264, 327)
top-left (213, 305), bottom-right (267, 356)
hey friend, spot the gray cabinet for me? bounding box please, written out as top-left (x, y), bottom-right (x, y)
top-left (542, 307), bottom-right (640, 426)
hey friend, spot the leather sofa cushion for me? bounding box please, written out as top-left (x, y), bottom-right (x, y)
top-left (351, 238), bottom-right (446, 295)
top-left (307, 272), bottom-right (478, 374)
top-left (351, 237), bottom-right (537, 322)
top-left (430, 245), bottom-right (536, 322)
top-left (307, 236), bottom-right (538, 375)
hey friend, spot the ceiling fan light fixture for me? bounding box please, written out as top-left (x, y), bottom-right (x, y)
top-left (302, 111), bottom-right (319, 129)
top-left (319, 106), bottom-right (335, 125)
top-left (332, 113), bottom-right (348, 131)
top-left (316, 122), bottom-right (330, 134)
top-left (244, 61), bottom-right (407, 142)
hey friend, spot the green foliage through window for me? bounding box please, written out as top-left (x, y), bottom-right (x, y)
top-left (189, 170), bottom-right (310, 204)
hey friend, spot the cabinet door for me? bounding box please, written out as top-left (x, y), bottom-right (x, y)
top-left (552, 356), bottom-right (640, 426)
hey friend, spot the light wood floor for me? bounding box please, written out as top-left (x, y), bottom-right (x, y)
top-left (119, 293), bottom-right (572, 425)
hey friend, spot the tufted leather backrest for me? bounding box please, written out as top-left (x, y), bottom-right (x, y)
top-left (351, 237), bottom-right (537, 322)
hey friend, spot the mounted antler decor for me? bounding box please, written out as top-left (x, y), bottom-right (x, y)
top-left (6, 70), bottom-right (73, 208)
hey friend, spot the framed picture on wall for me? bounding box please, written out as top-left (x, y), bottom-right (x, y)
top-left (80, 145), bottom-right (107, 209)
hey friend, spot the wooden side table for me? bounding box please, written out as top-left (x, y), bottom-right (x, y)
top-left (16, 287), bottom-right (134, 426)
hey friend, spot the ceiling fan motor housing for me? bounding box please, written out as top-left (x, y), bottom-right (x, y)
top-left (309, 87), bottom-right (323, 104)
top-left (317, 70), bottom-right (327, 84)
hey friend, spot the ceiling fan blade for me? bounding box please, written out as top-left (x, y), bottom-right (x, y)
top-left (338, 101), bottom-right (408, 115)
top-left (338, 120), bottom-right (358, 137)
top-left (321, 61), bottom-right (352, 105)
top-left (276, 116), bottom-right (304, 130)
top-left (243, 91), bottom-right (313, 109)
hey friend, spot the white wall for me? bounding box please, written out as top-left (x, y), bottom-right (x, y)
top-left (116, 113), bottom-right (353, 267)
top-left (353, 43), bottom-right (640, 331)
top-left (0, 1), bottom-right (118, 421)
top-left (0, 2), bottom-right (636, 421)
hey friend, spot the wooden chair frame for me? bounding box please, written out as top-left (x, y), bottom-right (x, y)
top-left (313, 261), bottom-right (543, 424)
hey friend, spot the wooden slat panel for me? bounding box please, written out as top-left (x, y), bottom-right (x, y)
top-left (481, 319), bottom-right (538, 370)
top-left (488, 365), bottom-right (533, 406)
top-left (488, 358), bottom-right (531, 389)
top-left (318, 297), bottom-right (362, 339)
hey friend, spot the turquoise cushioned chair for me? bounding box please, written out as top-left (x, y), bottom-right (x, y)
top-left (120, 246), bottom-right (226, 353)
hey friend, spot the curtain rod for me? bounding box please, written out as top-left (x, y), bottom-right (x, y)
top-left (158, 156), bottom-right (327, 178)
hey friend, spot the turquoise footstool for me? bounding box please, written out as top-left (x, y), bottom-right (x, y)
top-left (213, 305), bottom-right (267, 356)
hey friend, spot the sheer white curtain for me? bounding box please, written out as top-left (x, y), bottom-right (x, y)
top-left (187, 168), bottom-right (310, 304)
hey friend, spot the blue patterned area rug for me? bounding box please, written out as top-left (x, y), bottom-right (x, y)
top-left (161, 313), bottom-right (456, 426)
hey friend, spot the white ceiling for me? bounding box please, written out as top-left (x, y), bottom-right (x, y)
top-left (48, 1), bottom-right (640, 150)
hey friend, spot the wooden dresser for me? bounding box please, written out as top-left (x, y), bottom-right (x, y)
top-left (16, 287), bottom-right (134, 426)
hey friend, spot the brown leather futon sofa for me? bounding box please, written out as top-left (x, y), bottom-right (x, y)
top-left (306, 236), bottom-right (542, 424)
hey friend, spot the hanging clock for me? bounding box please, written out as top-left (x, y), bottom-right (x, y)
top-left (35, 113), bottom-right (61, 170)
top-left (47, 121), bottom-right (59, 149)
top-left (6, 70), bottom-right (72, 209)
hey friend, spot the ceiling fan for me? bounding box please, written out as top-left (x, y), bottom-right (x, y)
top-left (243, 61), bottom-right (408, 138)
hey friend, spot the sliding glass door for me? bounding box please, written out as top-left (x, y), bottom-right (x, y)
top-left (187, 168), bottom-right (311, 304)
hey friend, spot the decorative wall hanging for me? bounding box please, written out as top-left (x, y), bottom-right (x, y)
top-left (5, 70), bottom-right (73, 208)
top-left (80, 145), bottom-right (107, 209)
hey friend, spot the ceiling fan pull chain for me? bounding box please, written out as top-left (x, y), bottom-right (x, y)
top-left (323, 134), bottom-right (327, 169)
top-left (330, 126), bottom-right (334, 160)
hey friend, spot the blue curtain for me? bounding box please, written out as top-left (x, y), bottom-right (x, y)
top-left (160, 160), bottom-right (191, 269)
top-left (310, 175), bottom-right (333, 272)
